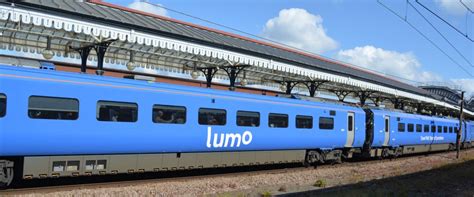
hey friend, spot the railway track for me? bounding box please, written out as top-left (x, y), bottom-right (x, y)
top-left (0, 149), bottom-right (468, 195)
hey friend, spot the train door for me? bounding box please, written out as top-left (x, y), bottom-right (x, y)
top-left (345, 112), bottom-right (355, 147)
top-left (383, 116), bottom-right (390, 146)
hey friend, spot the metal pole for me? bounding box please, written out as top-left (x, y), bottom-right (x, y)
top-left (205, 68), bottom-right (214, 88)
top-left (228, 67), bottom-right (236, 91)
top-left (457, 91), bottom-right (464, 159)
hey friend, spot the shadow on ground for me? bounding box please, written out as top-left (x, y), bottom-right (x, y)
top-left (280, 160), bottom-right (474, 197)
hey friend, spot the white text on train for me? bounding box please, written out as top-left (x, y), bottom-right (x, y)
top-left (420, 136), bottom-right (445, 141)
top-left (206, 127), bottom-right (252, 148)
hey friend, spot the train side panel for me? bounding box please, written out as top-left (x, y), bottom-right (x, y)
top-left (370, 109), bottom-right (458, 154)
top-left (0, 65), bottom-right (364, 156)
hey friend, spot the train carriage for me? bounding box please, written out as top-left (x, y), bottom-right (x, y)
top-left (0, 64), bottom-right (365, 187)
top-left (368, 109), bottom-right (459, 156)
top-left (0, 64), bottom-right (471, 188)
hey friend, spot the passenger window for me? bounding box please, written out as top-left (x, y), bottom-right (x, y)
top-left (268, 113), bottom-right (288, 128)
top-left (319, 117), bottom-right (334, 130)
top-left (29, 96), bottom-right (79, 120)
top-left (438, 126), bottom-right (442, 133)
top-left (449, 127), bottom-right (453, 133)
top-left (152, 105), bottom-right (186, 124)
top-left (97, 101), bottom-right (137, 122)
top-left (398, 123), bottom-right (405, 132)
top-left (296, 115), bottom-right (313, 129)
top-left (424, 125), bottom-right (430, 133)
top-left (416, 124), bottom-right (422, 133)
top-left (443, 126), bottom-right (448, 133)
top-left (237, 111), bottom-right (260, 127)
top-left (407, 124), bottom-right (414, 132)
top-left (431, 125), bottom-right (436, 133)
top-left (384, 118), bottom-right (389, 132)
top-left (198, 108), bottom-right (226, 125)
top-left (0, 94), bottom-right (5, 118)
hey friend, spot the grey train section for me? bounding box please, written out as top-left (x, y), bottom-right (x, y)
top-left (22, 151), bottom-right (306, 179)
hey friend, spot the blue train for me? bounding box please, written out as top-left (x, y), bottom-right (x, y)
top-left (0, 64), bottom-right (472, 187)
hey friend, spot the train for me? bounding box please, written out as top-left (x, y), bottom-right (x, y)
top-left (0, 64), bottom-right (472, 188)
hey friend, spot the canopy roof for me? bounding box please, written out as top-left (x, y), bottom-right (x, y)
top-left (11, 0), bottom-right (431, 96)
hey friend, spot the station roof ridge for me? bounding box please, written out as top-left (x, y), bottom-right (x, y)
top-left (10, 0), bottom-right (433, 97)
top-left (87, 1), bottom-right (386, 77)
top-left (86, 0), bottom-right (416, 93)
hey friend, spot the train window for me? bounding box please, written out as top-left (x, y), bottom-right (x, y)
top-left (438, 126), bottom-right (442, 133)
top-left (398, 123), bottom-right (405, 132)
top-left (152, 105), bottom-right (186, 124)
top-left (455, 127), bottom-right (458, 133)
top-left (237, 111), bottom-right (260, 127)
top-left (97, 101), bottom-right (137, 122)
top-left (199, 108), bottom-right (226, 125)
top-left (431, 125), bottom-right (436, 133)
top-left (449, 127), bottom-right (453, 133)
top-left (443, 126), bottom-right (448, 133)
top-left (424, 125), bottom-right (430, 133)
top-left (0, 94), bottom-right (5, 118)
top-left (296, 115), bottom-right (313, 129)
top-left (416, 124), bottom-right (422, 133)
top-left (319, 117), bottom-right (334, 130)
top-left (384, 118), bottom-right (389, 132)
top-left (29, 96), bottom-right (79, 120)
top-left (407, 124), bottom-right (414, 132)
top-left (268, 113), bottom-right (288, 128)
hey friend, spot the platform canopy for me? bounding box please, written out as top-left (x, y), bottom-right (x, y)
top-left (0, 0), bottom-right (471, 116)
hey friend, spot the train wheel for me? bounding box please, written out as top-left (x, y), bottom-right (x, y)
top-left (381, 148), bottom-right (390, 159)
top-left (449, 144), bottom-right (455, 151)
top-left (393, 148), bottom-right (402, 159)
top-left (0, 160), bottom-right (14, 189)
top-left (305, 150), bottom-right (322, 167)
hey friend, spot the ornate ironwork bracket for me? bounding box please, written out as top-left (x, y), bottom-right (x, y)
top-left (70, 39), bottom-right (116, 75)
top-left (221, 65), bottom-right (250, 91)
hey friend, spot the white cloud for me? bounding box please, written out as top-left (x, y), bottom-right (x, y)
top-left (451, 78), bottom-right (474, 97)
top-left (436, 0), bottom-right (473, 15)
top-left (262, 8), bottom-right (338, 54)
top-left (127, 0), bottom-right (168, 17)
top-left (336, 45), bottom-right (441, 83)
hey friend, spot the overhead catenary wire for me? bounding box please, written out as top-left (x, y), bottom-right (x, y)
top-left (378, 0), bottom-right (473, 77)
top-left (460, 0), bottom-right (474, 14)
top-left (408, 1), bottom-right (473, 67)
top-left (416, 0), bottom-right (474, 42)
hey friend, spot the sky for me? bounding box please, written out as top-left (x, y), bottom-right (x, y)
top-left (105, 0), bottom-right (474, 96)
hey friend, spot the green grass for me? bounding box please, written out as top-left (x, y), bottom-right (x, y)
top-left (313, 179), bottom-right (327, 188)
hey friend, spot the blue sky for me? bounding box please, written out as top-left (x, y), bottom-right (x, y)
top-left (105, 0), bottom-right (473, 94)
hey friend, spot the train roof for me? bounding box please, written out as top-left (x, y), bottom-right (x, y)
top-left (370, 108), bottom-right (459, 123)
top-left (0, 65), bottom-right (365, 112)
